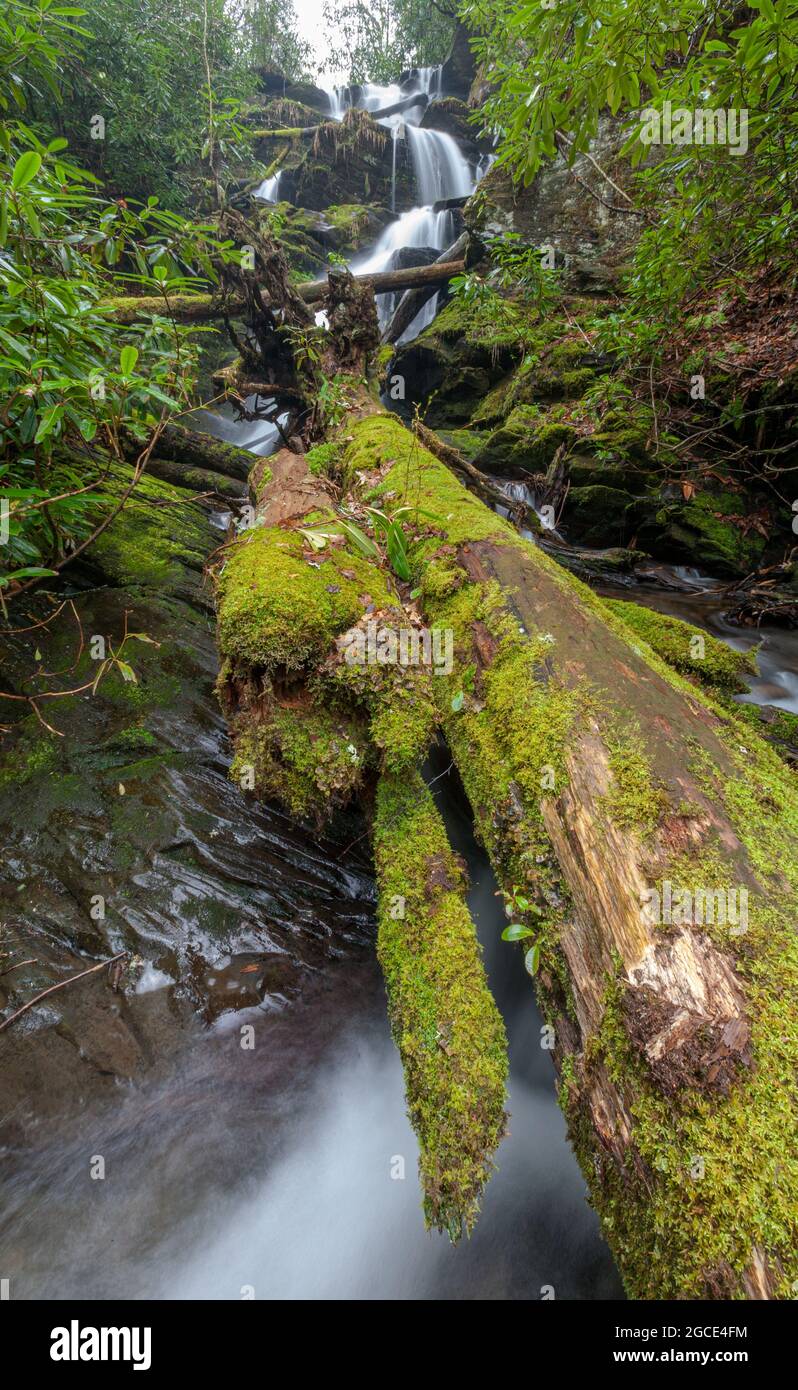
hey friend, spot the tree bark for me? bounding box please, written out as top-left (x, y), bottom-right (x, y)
top-left (103, 261), bottom-right (466, 322)
top-left (338, 411), bottom-right (798, 1300)
top-left (300, 258), bottom-right (465, 305)
top-left (125, 422), bottom-right (258, 482)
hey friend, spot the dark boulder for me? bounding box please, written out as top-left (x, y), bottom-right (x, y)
top-left (254, 68), bottom-right (330, 115)
top-left (441, 22), bottom-right (476, 101)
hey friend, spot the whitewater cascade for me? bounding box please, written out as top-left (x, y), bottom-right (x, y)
top-left (313, 64), bottom-right (485, 339)
top-left (320, 81), bottom-right (348, 121)
top-left (254, 170), bottom-right (281, 202)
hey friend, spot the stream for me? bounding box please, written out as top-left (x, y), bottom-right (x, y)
top-left (3, 63), bottom-right (796, 1306)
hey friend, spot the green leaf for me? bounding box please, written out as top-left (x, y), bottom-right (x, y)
top-left (11, 151), bottom-right (42, 190)
top-left (524, 943), bottom-right (541, 976)
top-left (119, 345), bottom-right (139, 376)
top-left (501, 923), bottom-right (536, 942)
top-left (451, 691), bottom-right (465, 712)
top-left (0, 567), bottom-right (57, 582)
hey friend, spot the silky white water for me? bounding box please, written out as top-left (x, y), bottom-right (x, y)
top-left (254, 170), bottom-right (282, 202)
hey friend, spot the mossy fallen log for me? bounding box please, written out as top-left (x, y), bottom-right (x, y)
top-left (102, 261), bottom-right (466, 323)
top-left (299, 259), bottom-right (466, 305)
top-left (142, 422), bottom-right (257, 482)
top-left (214, 442), bottom-right (508, 1227)
top-left (374, 770), bottom-right (507, 1238)
top-left (144, 455), bottom-right (247, 502)
top-left (342, 410), bottom-right (798, 1300)
top-left (103, 293), bottom-right (247, 325)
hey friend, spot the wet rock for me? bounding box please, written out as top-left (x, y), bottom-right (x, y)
top-left (255, 111), bottom-right (416, 213)
top-left (420, 97), bottom-right (476, 148)
top-left (441, 21), bottom-right (477, 101)
top-left (464, 115), bottom-right (643, 286)
top-left (0, 471), bottom-right (375, 1147)
top-left (474, 407), bottom-right (576, 475)
top-left (390, 295), bottom-right (523, 426)
top-left (254, 68), bottom-right (331, 116)
top-left (563, 483), bottom-right (639, 548)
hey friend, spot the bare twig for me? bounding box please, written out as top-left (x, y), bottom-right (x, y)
top-left (0, 951), bottom-right (127, 1034)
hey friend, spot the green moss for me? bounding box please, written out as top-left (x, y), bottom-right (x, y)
top-left (229, 702), bottom-right (367, 819)
top-left (304, 441), bottom-right (341, 477)
top-left (664, 491), bottom-right (766, 576)
top-left (349, 413), bottom-right (509, 554)
top-left (601, 728), bottom-right (668, 834)
top-left (89, 464), bottom-right (211, 595)
top-left (436, 428), bottom-right (490, 461)
top-left (216, 524), bottom-right (394, 674)
top-left (474, 407), bottom-right (576, 474)
top-left (605, 599), bottom-right (758, 694)
top-left (315, 611), bottom-right (440, 773)
top-left (374, 769), bottom-right (508, 1239)
top-left (376, 343), bottom-right (394, 375)
top-left (0, 728), bottom-right (59, 789)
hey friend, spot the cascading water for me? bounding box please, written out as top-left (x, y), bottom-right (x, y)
top-left (414, 64), bottom-right (443, 98)
top-left (405, 124), bottom-right (474, 208)
top-left (320, 81), bottom-right (348, 121)
top-left (254, 170), bottom-right (281, 202)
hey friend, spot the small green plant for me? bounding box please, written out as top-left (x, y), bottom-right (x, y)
top-left (299, 503), bottom-right (442, 583)
top-left (498, 883), bottom-right (542, 975)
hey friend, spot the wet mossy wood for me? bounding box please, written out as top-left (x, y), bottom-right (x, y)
top-left (213, 442), bottom-right (510, 1231)
top-left (343, 410), bottom-right (798, 1300)
top-left (374, 771), bottom-right (508, 1238)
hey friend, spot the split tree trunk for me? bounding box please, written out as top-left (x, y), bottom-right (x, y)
top-left (340, 411), bottom-right (798, 1300)
top-left (213, 421), bottom-right (508, 1239)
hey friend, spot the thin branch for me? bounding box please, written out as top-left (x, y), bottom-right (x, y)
top-left (0, 951), bottom-right (127, 1034)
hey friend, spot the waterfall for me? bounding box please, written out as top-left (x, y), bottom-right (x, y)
top-left (414, 65), bottom-right (443, 98)
top-left (323, 72), bottom-right (438, 131)
top-left (254, 170), bottom-right (281, 202)
top-left (477, 151), bottom-right (497, 182)
top-left (405, 126), bottom-right (474, 207)
top-left (359, 81), bottom-right (404, 118)
top-left (320, 82), bottom-right (347, 121)
top-left (390, 126), bottom-right (399, 213)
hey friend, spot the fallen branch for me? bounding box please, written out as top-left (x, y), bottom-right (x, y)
top-left (103, 262), bottom-right (467, 324)
top-left (382, 233), bottom-right (468, 344)
top-left (300, 258), bottom-right (466, 305)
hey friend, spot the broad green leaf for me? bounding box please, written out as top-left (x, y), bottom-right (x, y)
top-left (11, 150), bottom-right (42, 190)
top-left (501, 923), bottom-right (536, 942)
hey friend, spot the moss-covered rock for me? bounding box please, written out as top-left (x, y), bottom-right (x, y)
top-left (390, 295), bottom-right (533, 427)
top-left (436, 427), bottom-right (491, 461)
top-left (563, 483), bottom-right (638, 547)
top-left (473, 405), bottom-right (576, 475)
top-left (255, 109), bottom-right (415, 212)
